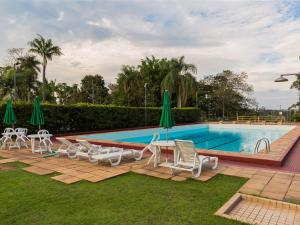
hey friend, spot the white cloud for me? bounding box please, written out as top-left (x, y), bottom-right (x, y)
top-left (87, 18), bottom-right (116, 30)
top-left (57, 11), bottom-right (64, 21)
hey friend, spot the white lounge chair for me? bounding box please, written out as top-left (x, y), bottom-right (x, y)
top-left (89, 148), bottom-right (142, 166)
top-left (75, 139), bottom-right (117, 162)
top-left (160, 140), bottom-right (218, 178)
top-left (55, 137), bottom-right (84, 158)
top-left (0, 128), bottom-right (14, 149)
top-left (136, 131), bottom-right (160, 161)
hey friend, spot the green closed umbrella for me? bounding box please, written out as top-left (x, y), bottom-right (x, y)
top-left (30, 96), bottom-right (44, 130)
top-left (159, 90), bottom-right (175, 142)
top-left (3, 99), bottom-right (16, 128)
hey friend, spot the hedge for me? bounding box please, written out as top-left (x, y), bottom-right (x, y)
top-left (0, 103), bottom-right (201, 134)
top-left (293, 112), bottom-right (300, 122)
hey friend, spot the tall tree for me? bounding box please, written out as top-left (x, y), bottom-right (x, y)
top-left (16, 55), bottom-right (41, 101)
top-left (112, 66), bottom-right (144, 106)
top-left (161, 56), bottom-right (197, 107)
top-left (80, 75), bottom-right (109, 104)
top-left (28, 34), bottom-right (62, 101)
top-left (138, 56), bottom-right (170, 106)
top-left (203, 70), bottom-right (254, 119)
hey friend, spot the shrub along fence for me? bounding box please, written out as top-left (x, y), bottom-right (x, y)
top-left (0, 103), bottom-right (201, 134)
top-left (293, 112), bottom-right (300, 122)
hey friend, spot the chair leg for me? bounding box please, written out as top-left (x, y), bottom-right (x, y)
top-left (109, 155), bottom-right (122, 166)
top-left (192, 159), bottom-right (203, 178)
top-left (192, 166), bottom-right (202, 178)
top-left (211, 157), bottom-right (218, 170)
top-left (135, 146), bottom-right (148, 160)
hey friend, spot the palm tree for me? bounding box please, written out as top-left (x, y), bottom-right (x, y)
top-left (119, 65), bottom-right (143, 106)
top-left (17, 55), bottom-right (41, 101)
top-left (28, 34), bottom-right (62, 101)
top-left (161, 56), bottom-right (197, 107)
top-left (17, 55), bottom-right (41, 73)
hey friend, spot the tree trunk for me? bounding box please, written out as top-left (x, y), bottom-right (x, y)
top-left (222, 98), bottom-right (225, 120)
top-left (27, 88), bottom-right (30, 102)
top-left (42, 58), bottom-right (46, 102)
top-left (177, 91), bottom-right (182, 108)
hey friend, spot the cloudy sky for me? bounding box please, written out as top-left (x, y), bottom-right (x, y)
top-left (0, 0), bottom-right (300, 109)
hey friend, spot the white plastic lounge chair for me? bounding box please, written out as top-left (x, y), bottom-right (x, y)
top-left (75, 139), bottom-right (115, 162)
top-left (9, 128), bottom-right (29, 149)
top-left (89, 148), bottom-right (142, 166)
top-left (36, 130), bottom-right (53, 154)
top-left (0, 128), bottom-right (15, 149)
top-left (136, 131), bottom-right (160, 161)
top-left (160, 140), bottom-right (218, 178)
top-left (55, 137), bottom-right (84, 158)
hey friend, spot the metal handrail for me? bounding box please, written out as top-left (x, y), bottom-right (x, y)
top-left (254, 138), bottom-right (270, 153)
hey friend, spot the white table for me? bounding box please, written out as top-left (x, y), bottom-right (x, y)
top-left (27, 134), bottom-right (53, 153)
top-left (148, 140), bottom-right (175, 168)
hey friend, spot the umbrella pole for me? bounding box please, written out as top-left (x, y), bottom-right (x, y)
top-left (166, 128), bottom-right (169, 162)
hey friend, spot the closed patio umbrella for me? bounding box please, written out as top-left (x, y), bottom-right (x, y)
top-left (159, 90), bottom-right (175, 142)
top-left (3, 99), bottom-right (16, 128)
top-left (30, 96), bottom-right (44, 130)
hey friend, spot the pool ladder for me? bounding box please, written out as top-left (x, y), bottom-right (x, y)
top-left (254, 138), bottom-right (270, 153)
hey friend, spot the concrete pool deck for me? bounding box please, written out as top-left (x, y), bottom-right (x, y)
top-left (64, 124), bottom-right (300, 167)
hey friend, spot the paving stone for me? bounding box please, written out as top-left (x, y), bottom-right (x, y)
top-left (18, 159), bottom-right (39, 164)
top-left (85, 175), bottom-right (106, 183)
top-left (195, 175), bottom-right (214, 182)
top-left (171, 176), bottom-right (187, 181)
top-left (75, 173), bottom-right (95, 179)
top-left (52, 167), bottom-right (69, 173)
top-left (263, 183), bottom-right (290, 193)
top-left (89, 170), bottom-right (107, 176)
top-left (79, 167), bottom-right (99, 173)
top-left (23, 166), bottom-right (54, 175)
top-left (51, 174), bottom-right (82, 184)
top-left (273, 172), bottom-right (294, 180)
top-left (285, 191), bottom-right (300, 202)
top-left (62, 176), bottom-right (82, 184)
top-left (51, 174), bottom-right (70, 181)
top-left (0, 158), bottom-right (18, 164)
top-left (289, 181), bottom-right (300, 192)
top-left (220, 167), bottom-right (241, 176)
top-left (131, 168), bottom-right (149, 174)
top-left (239, 187), bottom-right (262, 196)
top-left (63, 169), bottom-right (81, 176)
top-left (260, 191), bottom-right (285, 200)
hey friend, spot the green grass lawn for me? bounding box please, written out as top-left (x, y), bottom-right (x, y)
top-left (0, 162), bottom-right (248, 225)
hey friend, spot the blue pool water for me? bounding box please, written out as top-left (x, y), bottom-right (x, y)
top-left (79, 124), bottom-right (295, 153)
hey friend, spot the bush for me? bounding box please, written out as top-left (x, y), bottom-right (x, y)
top-left (0, 103), bottom-right (201, 134)
top-left (293, 112), bottom-right (300, 122)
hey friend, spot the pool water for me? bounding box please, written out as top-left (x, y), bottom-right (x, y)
top-left (79, 124), bottom-right (295, 153)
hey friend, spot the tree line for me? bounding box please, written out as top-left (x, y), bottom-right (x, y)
top-left (0, 34), bottom-right (256, 119)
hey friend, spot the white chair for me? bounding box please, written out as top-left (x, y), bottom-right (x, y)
top-left (9, 128), bottom-right (29, 149)
top-left (0, 128), bottom-right (15, 149)
top-left (55, 137), bottom-right (84, 158)
top-left (37, 130), bottom-right (53, 154)
top-left (136, 131), bottom-right (160, 161)
top-left (90, 148), bottom-right (142, 166)
top-left (160, 140), bottom-right (218, 178)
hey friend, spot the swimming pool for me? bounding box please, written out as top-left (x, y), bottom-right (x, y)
top-left (79, 124), bottom-right (295, 153)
